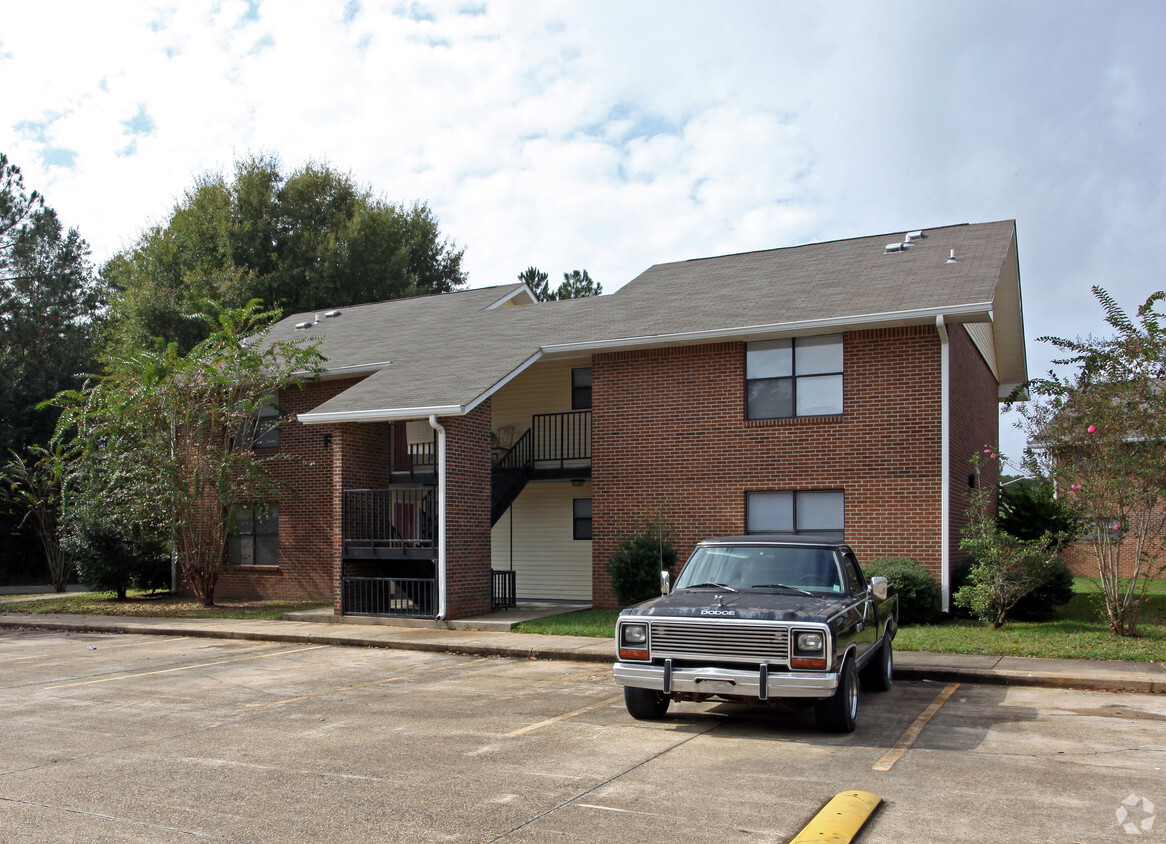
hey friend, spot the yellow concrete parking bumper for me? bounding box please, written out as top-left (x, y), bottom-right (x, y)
top-left (791, 790), bottom-right (883, 843)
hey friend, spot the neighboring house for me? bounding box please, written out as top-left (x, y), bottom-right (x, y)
top-left (212, 220), bottom-right (1027, 619)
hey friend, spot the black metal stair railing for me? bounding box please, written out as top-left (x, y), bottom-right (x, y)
top-left (491, 428), bottom-right (533, 524)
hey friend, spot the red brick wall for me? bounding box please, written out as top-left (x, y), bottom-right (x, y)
top-left (591, 328), bottom-right (952, 608)
top-left (215, 377), bottom-right (364, 603)
top-left (948, 324), bottom-right (1002, 583)
top-left (443, 401), bottom-right (493, 618)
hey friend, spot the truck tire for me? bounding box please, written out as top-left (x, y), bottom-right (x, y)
top-left (860, 637), bottom-right (893, 692)
top-left (624, 686), bottom-right (670, 720)
top-left (814, 655), bottom-right (858, 733)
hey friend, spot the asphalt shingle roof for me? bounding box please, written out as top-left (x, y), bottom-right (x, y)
top-left (269, 220), bottom-right (1023, 421)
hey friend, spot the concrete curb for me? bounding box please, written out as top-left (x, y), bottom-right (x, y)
top-left (2, 613), bottom-right (1164, 693)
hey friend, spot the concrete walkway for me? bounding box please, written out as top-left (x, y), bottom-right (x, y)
top-left (1, 607), bottom-right (1163, 695)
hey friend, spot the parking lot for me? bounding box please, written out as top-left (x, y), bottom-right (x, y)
top-left (1, 629), bottom-right (1163, 843)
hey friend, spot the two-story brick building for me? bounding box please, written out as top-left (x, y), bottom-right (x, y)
top-left (213, 220), bottom-right (1027, 619)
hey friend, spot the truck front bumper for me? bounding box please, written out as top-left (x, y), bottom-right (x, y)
top-left (613, 661), bottom-right (839, 700)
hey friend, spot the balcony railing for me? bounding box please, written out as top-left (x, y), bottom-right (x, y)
top-left (342, 575), bottom-right (435, 618)
top-left (531, 410), bottom-right (591, 470)
top-left (343, 487), bottom-right (436, 559)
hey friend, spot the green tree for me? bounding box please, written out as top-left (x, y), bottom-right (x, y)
top-left (51, 301), bottom-right (324, 606)
top-left (103, 155), bottom-right (466, 355)
top-left (1018, 287), bottom-right (1166, 636)
top-left (517, 266), bottom-right (551, 302)
top-left (517, 266), bottom-right (603, 302)
top-left (555, 269), bottom-right (602, 300)
top-left (0, 153), bottom-right (101, 457)
top-left (1, 443), bottom-right (73, 592)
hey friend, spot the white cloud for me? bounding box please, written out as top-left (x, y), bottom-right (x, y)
top-left (4, 0), bottom-right (1166, 458)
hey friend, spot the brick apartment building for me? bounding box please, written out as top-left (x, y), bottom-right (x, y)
top-left (213, 220), bottom-right (1028, 620)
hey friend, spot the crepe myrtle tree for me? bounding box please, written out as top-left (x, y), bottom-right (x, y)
top-left (1016, 287), bottom-right (1166, 636)
top-left (51, 300), bottom-right (323, 606)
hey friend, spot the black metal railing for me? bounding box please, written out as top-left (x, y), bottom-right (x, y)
top-left (342, 576), bottom-right (436, 618)
top-left (391, 441), bottom-right (436, 480)
top-left (492, 570), bottom-right (517, 610)
top-left (343, 487), bottom-right (436, 556)
top-left (531, 410), bottom-right (591, 469)
top-left (491, 428), bottom-right (533, 523)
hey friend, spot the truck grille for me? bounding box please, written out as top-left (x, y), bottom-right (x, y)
top-left (649, 621), bottom-right (790, 664)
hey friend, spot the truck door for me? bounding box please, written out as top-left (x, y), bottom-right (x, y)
top-left (841, 551), bottom-right (876, 661)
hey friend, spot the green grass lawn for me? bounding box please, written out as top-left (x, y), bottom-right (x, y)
top-left (0, 590), bottom-right (328, 621)
top-left (514, 578), bottom-right (1166, 662)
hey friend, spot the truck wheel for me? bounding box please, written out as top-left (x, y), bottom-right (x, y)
top-left (814, 656), bottom-right (858, 733)
top-left (860, 637), bottom-right (893, 692)
top-left (624, 686), bottom-right (670, 720)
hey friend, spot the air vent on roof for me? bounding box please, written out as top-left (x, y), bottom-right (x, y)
top-left (907, 230), bottom-right (925, 241)
top-left (324, 309), bottom-right (341, 318)
top-left (946, 249), bottom-right (959, 264)
top-left (885, 242), bottom-right (908, 253)
top-left (294, 321), bottom-right (312, 330)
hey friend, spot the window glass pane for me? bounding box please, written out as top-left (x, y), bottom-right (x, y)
top-left (747, 492), bottom-right (794, 532)
top-left (795, 374), bottom-right (843, 416)
top-left (573, 498), bottom-right (592, 519)
top-left (232, 536), bottom-right (254, 566)
top-left (255, 534), bottom-right (279, 566)
top-left (234, 508), bottom-right (253, 536)
top-left (795, 334), bottom-right (843, 375)
top-left (746, 340), bottom-right (792, 379)
top-left (796, 491), bottom-right (844, 533)
top-left (256, 505), bottom-right (279, 536)
top-left (572, 367), bottom-right (592, 388)
top-left (573, 498), bottom-right (592, 540)
top-left (572, 367), bottom-right (592, 410)
top-left (747, 379), bottom-right (792, 419)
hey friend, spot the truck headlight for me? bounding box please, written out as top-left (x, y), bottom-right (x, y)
top-left (796, 632), bottom-right (824, 652)
top-left (622, 624), bottom-right (647, 645)
top-left (618, 623), bottom-right (650, 661)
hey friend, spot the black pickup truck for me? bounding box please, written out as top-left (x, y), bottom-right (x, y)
top-left (612, 535), bottom-right (898, 732)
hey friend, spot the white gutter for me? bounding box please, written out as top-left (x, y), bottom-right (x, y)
top-left (299, 404), bottom-right (464, 425)
top-left (936, 315), bottom-right (951, 612)
top-left (540, 301), bottom-right (994, 356)
top-left (428, 415), bottom-right (448, 620)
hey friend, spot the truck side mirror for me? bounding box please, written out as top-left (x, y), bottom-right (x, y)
top-left (660, 570), bottom-right (671, 595)
top-left (870, 576), bottom-right (889, 601)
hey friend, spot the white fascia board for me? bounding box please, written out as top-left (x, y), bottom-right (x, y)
top-left (485, 285), bottom-right (536, 309)
top-left (298, 404), bottom-right (465, 425)
top-left (539, 302), bottom-right (995, 355)
top-left (464, 350), bottom-right (544, 415)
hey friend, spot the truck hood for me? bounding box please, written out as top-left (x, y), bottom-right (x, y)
top-left (619, 589), bottom-right (849, 624)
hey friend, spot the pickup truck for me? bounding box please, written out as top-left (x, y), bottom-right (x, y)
top-left (612, 535), bottom-right (898, 732)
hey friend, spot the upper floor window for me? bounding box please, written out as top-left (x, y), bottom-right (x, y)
top-left (746, 335), bottom-right (843, 419)
top-left (572, 367), bottom-right (592, 410)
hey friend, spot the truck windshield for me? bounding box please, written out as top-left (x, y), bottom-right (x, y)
top-left (675, 545), bottom-right (844, 594)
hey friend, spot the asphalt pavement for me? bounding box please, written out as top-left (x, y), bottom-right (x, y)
top-left (1, 600), bottom-right (1163, 695)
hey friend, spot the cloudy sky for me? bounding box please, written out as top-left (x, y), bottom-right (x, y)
top-left (3, 0), bottom-right (1164, 458)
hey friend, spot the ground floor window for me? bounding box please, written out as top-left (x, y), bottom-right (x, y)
top-left (229, 505), bottom-right (279, 566)
top-left (746, 490), bottom-right (843, 537)
top-left (573, 498), bottom-right (592, 540)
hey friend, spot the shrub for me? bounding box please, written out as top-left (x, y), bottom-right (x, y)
top-left (863, 557), bottom-right (940, 625)
top-left (606, 516), bottom-right (678, 606)
top-left (1009, 556), bottom-right (1075, 621)
top-left (63, 503), bottom-right (170, 601)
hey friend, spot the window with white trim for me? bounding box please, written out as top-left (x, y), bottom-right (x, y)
top-left (746, 335), bottom-right (843, 419)
top-left (746, 490), bottom-right (844, 537)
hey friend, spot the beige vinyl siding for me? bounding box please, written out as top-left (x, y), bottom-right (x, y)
top-left (491, 357), bottom-right (584, 437)
top-left (491, 480), bottom-right (593, 601)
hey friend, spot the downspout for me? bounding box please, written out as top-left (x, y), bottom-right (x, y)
top-left (428, 415), bottom-right (448, 620)
top-left (936, 315), bottom-right (951, 612)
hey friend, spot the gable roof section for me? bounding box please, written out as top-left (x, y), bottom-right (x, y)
top-left (286, 220), bottom-right (1025, 423)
